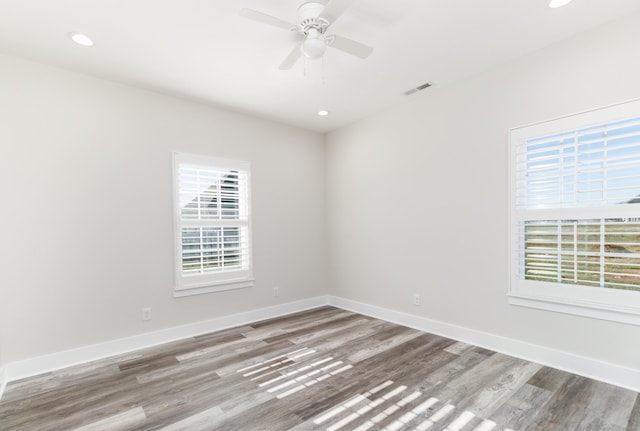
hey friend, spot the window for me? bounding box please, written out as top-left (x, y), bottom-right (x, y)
top-left (173, 153), bottom-right (253, 297)
top-left (509, 99), bottom-right (640, 325)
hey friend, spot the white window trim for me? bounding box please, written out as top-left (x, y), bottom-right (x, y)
top-left (172, 152), bottom-right (254, 298)
top-left (508, 98), bottom-right (640, 325)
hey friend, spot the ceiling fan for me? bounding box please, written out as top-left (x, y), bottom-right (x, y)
top-left (240, 0), bottom-right (373, 70)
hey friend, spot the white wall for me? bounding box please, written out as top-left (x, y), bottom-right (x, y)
top-left (0, 54), bottom-right (326, 364)
top-left (325, 12), bottom-right (640, 369)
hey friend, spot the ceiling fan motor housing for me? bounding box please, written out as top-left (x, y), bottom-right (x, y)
top-left (298, 2), bottom-right (329, 41)
top-left (297, 2), bottom-right (327, 23)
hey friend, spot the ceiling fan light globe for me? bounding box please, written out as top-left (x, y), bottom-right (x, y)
top-left (302, 37), bottom-right (326, 59)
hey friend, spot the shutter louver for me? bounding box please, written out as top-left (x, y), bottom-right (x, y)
top-left (515, 117), bottom-right (640, 210)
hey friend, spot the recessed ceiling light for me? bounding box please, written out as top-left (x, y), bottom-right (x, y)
top-left (549, 0), bottom-right (573, 8)
top-left (317, 110), bottom-right (329, 116)
top-left (68, 32), bottom-right (94, 47)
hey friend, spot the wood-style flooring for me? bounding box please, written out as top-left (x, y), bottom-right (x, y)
top-left (1, 306), bottom-right (638, 430)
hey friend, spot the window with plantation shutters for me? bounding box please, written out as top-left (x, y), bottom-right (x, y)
top-left (173, 153), bottom-right (253, 297)
top-left (509, 99), bottom-right (640, 325)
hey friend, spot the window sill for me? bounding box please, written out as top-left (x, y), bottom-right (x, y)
top-left (174, 278), bottom-right (254, 298)
top-left (508, 293), bottom-right (640, 326)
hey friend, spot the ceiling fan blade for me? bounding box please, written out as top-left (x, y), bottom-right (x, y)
top-left (239, 8), bottom-right (295, 31)
top-left (328, 35), bottom-right (373, 59)
top-left (278, 46), bottom-right (302, 70)
top-left (319, 0), bottom-right (356, 26)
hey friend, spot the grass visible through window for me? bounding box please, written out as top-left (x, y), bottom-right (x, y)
top-left (524, 219), bottom-right (640, 291)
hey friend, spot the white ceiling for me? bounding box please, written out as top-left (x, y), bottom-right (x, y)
top-left (1, 0), bottom-right (640, 133)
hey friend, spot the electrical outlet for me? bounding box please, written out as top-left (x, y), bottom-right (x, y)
top-left (273, 287), bottom-right (280, 297)
top-left (142, 307), bottom-right (152, 321)
top-left (413, 294), bottom-right (421, 306)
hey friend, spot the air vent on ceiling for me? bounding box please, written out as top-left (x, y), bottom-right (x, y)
top-left (404, 82), bottom-right (433, 96)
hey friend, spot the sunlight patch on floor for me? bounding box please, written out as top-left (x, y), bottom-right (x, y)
top-left (309, 379), bottom-right (508, 431)
top-left (237, 347), bottom-right (354, 400)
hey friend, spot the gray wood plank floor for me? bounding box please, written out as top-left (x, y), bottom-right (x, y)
top-left (1, 306), bottom-right (638, 430)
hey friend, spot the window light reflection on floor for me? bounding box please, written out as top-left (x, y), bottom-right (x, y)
top-left (277, 363), bottom-right (353, 399)
top-left (237, 347), bottom-right (354, 400)
top-left (311, 378), bottom-right (510, 431)
top-left (474, 419), bottom-right (498, 431)
top-left (414, 403), bottom-right (455, 431)
top-left (258, 356), bottom-right (334, 387)
top-left (237, 347), bottom-right (311, 374)
top-left (314, 380), bottom-right (395, 424)
top-left (238, 350), bottom-right (514, 430)
top-left (268, 360), bottom-right (341, 393)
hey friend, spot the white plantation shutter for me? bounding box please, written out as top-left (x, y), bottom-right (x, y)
top-left (509, 99), bottom-right (640, 324)
top-left (515, 117), bottom-right (640, 210)
top-left (173, 153), bottom-right (253, 296)
top-left (515, 218), bottom-right (640, 291)
top-left (178, 166), bottom-right (247, 221)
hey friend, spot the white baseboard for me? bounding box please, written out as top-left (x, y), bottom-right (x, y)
top-left (3, 294), bottom-right (639, 396)
top-left (328, 295), bottom-right (640, 393)
top-left (4, 296), bottom-right (328, 384)
top-left (0, 366), bottom-right (6, 401)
